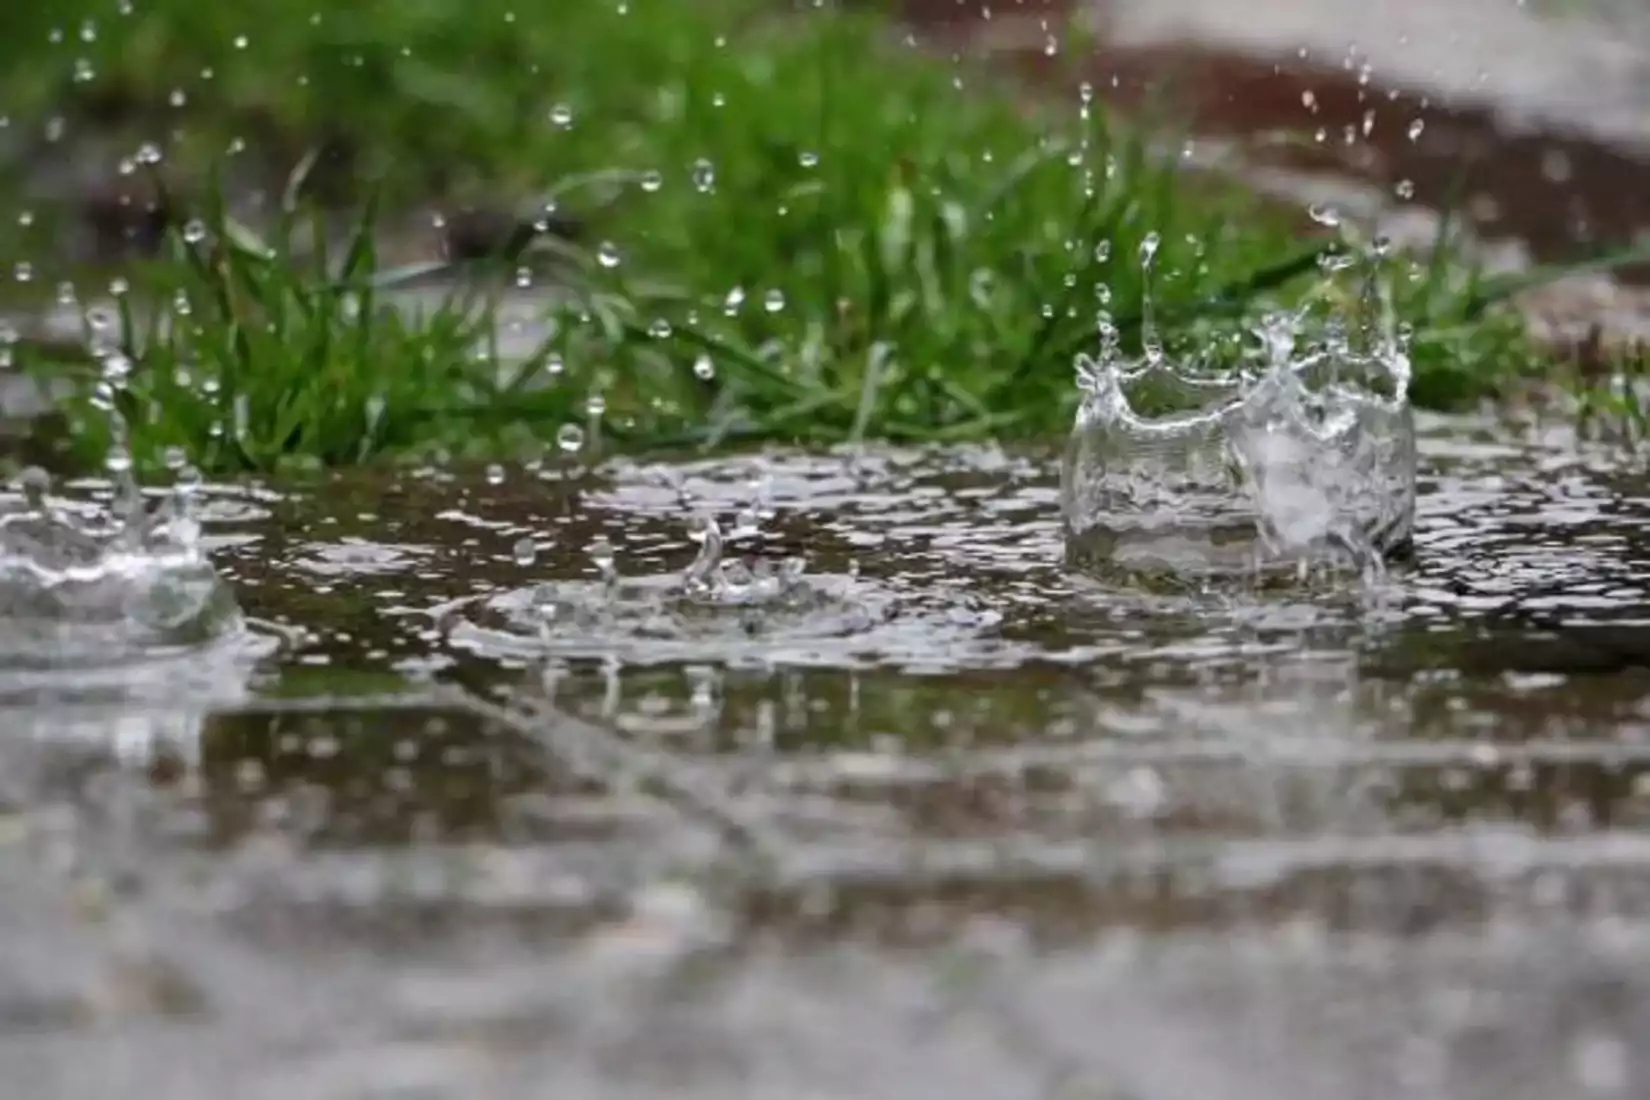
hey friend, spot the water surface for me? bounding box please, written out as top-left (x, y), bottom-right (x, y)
top-left (3, 412), bottom-right (1649, 1097)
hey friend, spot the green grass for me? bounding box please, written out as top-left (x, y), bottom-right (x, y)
top-left (0, 0), bottom-right (1620, 474)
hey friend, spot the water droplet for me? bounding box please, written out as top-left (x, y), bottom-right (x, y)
top-left (549, 103), bottom-right (574, 129)
top-left (588, 535), bottom-right (617, 577)
top-left (692, 353), bottom-right (715, 380)
top-left (691, 158), bottom-right (716, 193)
top-left (512, 537), bottom-right (538, 567)
top-left (1308, 203), bottom-right (1342, 228)
top-left (763, 289), bottom-right (786, 313)
top-left (1138, 232), bottom-right (1160, 267)
top-left (639, 169), bottom-right (663, 193)
top-left (596, 242), bottom-right (621, 268)
top-left (556, 423), bottom-right (585, 453)
top-left (485, 463), bottom-right (506, 486)
top-left (1407, 118), bottom-right (1426, 142)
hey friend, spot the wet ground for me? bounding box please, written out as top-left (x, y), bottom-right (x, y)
top-left (3, 412), bottom-right (1649, 1097)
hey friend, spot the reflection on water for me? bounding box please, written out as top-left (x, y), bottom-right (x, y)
top-left (3, 413), bottom-right (1650, 1096)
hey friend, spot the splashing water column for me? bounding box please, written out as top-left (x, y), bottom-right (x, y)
top-left (1060, 251), bottom-right (1417, 587)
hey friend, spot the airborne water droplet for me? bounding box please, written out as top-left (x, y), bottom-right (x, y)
top-left (556, 423), bottom-right (586, 453)
top-left (691, 158), bottom-right (716, 193)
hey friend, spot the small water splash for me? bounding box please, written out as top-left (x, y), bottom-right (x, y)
top-left (0, 312), bottom-right (246, 670)
top-left (447, 465), bottom-right (1027, 669)
top-left (0, 463), bottom-right (242, 667)
top-left (682, 513), bottom-right (724, 596)
top-left (1061, 239), bottom-right (1416, 588)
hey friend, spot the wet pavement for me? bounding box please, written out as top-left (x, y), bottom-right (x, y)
top-left (1, 412), bottom-right (1649, 1096)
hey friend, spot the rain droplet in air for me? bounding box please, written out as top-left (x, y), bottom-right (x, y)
top-left (556, 423), bottom-right (586, 453)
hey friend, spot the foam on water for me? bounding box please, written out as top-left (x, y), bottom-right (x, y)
top-left (1062, 244), bottom-right (1418, 586)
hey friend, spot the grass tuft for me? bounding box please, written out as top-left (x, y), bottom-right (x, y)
top-left (0, 0), bottom-right (1625, 473)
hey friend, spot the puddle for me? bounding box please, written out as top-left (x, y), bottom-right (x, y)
top-left (0, 414), bottom-right (1647, 1095)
